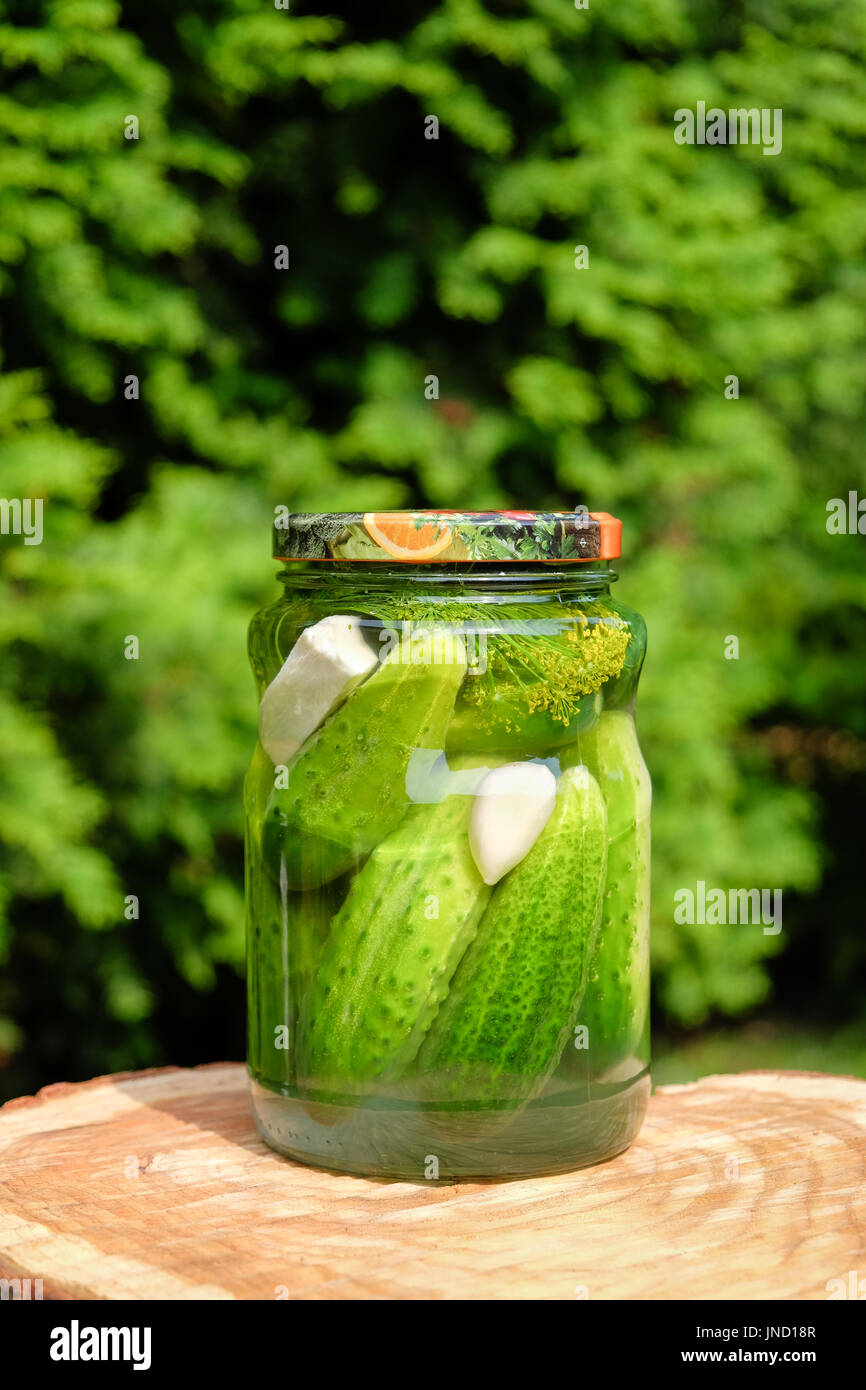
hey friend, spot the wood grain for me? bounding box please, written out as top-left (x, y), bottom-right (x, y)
top-left (0, 1064), bottom-right (863, 1300)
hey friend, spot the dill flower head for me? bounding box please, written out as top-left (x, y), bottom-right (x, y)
top-left (462, 610), bottom-right (630, 730)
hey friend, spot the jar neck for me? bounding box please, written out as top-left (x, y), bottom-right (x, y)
top-left (276, 561), bottom-right (617, 600)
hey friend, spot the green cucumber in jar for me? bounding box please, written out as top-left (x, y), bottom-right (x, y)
top-left (246, 746), bottom-right (292, 1087)
top-left (561, 710), bottom-right (651, 1076)
top-left (445, 688), bottom-right (602, 756)
top-left (263, 633), bottom-right (467, 889)
top-left (445, 605), bottom-right (628, 754)
top-left (418, 764), bottom-right (607, 1111)
top-left (599, 609), bottom-right (646, 711)
top-left (297, 789), bottom-right (491, 1098)
top-left (361, 597), bottom-right (629, 756)
top-left (247, 843), bottom-right (294, 1090)
top-left (248, 871), bottom-right (339, 1092)
top-left (247, 744), bottom-right (343, 1089)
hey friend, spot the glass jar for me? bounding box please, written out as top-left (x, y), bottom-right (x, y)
top-left (245, 510), bottom-right (650, 1180)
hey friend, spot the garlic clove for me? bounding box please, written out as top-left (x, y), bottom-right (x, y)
top-left (469, 761), bottom-right (557, 885)
top-left (258, 614), bottom-right (379, 766)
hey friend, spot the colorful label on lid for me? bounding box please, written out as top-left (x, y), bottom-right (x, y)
top-left (273, 510), bottom-right (621, 563)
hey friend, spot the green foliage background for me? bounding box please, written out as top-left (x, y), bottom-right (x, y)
top-left (1, 0), bottom-right (865, 1098)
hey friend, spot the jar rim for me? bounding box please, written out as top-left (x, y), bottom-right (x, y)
top-left (273, 509), bottom-right (621, 564)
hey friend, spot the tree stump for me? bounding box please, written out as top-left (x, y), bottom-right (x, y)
top-left (0, 1065), bottom-right (863, 1300)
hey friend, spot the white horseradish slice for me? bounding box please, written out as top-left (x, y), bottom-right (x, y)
top-left (469, 761), bottom-right (557, 885)
top-left (258, 614), bottom-right (379, 765)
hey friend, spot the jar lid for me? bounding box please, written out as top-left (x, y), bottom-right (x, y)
top-left (273, 510), bottom-right (621, 563)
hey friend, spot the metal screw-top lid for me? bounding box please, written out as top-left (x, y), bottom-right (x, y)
top-left (273, 509), bottom-right (622, 563)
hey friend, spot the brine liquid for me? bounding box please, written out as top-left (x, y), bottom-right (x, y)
top-left (249, 1067), bottom-right (650, 1182)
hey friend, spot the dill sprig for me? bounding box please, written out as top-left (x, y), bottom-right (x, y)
top-left (369, 598), bottom-right (630, 730)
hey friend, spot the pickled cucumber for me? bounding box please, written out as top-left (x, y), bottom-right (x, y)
top-left (446, 689), bottom-right (602, 756)
top-left (563, 711), bottom-right (651, 1075)
top-left (599, 609), bottom-right (646, 712)
top-left (263, 633), bottom-right (467, 888)
top-left (418, 764), bottom-right (608, 1110)
top-left (247, 868), bottom-right (340, 1092)
top-left (444, 607), bottom-right (627, 755)
top-left (297, 790), bottom-right (490, 1097)
top-left (246, 745), bottom-right (343, 1090)
top-left (362, 597), bottom-right (628, 756)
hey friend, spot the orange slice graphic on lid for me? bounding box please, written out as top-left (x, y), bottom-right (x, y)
top-left (363, 512), bottom-right (453, 561)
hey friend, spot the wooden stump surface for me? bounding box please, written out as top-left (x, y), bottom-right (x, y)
top-left (0, 1064), bottom-right (863, 1300)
